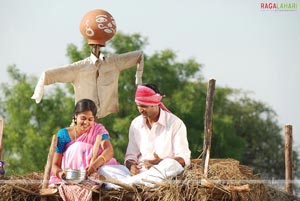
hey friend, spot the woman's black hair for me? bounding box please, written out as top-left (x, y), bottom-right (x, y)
top-left (73, 99), bottom-right (97, 117)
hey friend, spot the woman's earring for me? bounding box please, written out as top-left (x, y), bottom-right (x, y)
top-left (72, 117), bottom-right (77, 125)
top-left (69, 117), bottom-right (76, 127)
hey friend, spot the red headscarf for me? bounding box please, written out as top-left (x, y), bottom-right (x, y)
top-left (135, 85), bottom-right (170, 112)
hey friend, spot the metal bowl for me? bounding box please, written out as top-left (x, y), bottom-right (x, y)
top-left (65, 169), bottom-right (86, 182)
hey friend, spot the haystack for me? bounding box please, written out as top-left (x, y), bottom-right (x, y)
top-left (0, 159), bottom-right (299, 201)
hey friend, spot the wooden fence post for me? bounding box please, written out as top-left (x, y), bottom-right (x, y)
top-left (284, 124), bottom-right (293, 194)
top-left (42, 135), bottom-right (58, 189)
top-left (201, 79), bottom-right (216, 177)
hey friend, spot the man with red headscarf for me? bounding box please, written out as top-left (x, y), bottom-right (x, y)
top-left (124, 84), bottom-right (191, 186)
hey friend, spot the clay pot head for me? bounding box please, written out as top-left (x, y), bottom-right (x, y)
top-left (80, 9), bottom-right (117, 46)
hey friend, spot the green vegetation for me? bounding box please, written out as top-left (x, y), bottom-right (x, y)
top-left (0, 32), bottom-right (298, 180)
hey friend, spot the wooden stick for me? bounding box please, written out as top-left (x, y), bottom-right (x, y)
top-left (89, 175), bottom-right (135, 191)
top-left (6, 183), bottom-right (40, 196)
top-left (100, 175), bottom-right (135, 191)
top-left (201, 79), bottom-right (216, 177)
top-left (201, 179), bottom-right (250, 192)
top-left (40, 135), bottom-right (57, 201)
top-left (284, 125), bottom-right (293, 194)
top-left (141, 178), bottom-right (166, 187)
top-left (42, 135), bottom-right (58, 189)
top-left (90, 135), bottom-right (102, 165)
top-left (224, 184), bottom-right (250, 192)
top-left (0, 119), bottom-right (3, 160)
top-left (92, 45), bottom-right (101, 59)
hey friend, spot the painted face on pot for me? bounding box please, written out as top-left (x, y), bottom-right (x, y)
top-left (95, 14), bottom-right (116, 34)
top-left (80, 9), bottom-right (117, 46)
top-left (75, 111), bottom-right (95, 132)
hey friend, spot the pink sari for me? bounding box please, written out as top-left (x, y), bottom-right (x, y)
top-left (49, 123), bottom-right (119, 185)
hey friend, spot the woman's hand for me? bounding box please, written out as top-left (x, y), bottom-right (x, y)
top-left (86, 164), bottom-right (98, 176)
top-left (56, 169), bottom-right (66, 180)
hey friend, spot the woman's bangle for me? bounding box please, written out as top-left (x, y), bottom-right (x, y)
top-left (99, 155), bottom-right (106, 163)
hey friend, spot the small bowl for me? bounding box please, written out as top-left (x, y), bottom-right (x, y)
top-left (64, 169), bottom-right (86, 182)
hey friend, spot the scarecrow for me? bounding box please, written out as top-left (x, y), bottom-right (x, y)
top-left (31, 9), bottom-right (144, 118)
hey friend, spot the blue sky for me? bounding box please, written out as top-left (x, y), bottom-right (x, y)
top-left (1, 0), bottom-right (300, 148)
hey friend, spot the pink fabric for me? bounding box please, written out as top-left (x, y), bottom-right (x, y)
top-left (49, 123), bottom-right (119, 186)
top-left (135, 85), bottom-right (170, 112)
top-left (58, 180), bottom-right (98, 201)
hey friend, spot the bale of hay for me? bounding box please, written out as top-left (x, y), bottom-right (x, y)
top-left (0, 172), bottom-right (44, 201)
top-left (135, 158), bottom-right (266, 201)
top-left (0, 159), bottom-right (299, 201)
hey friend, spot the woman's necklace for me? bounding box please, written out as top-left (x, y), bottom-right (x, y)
top-left (73, 126), bottom-right (79, 141)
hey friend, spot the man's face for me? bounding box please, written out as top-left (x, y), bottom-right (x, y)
top-left (136, 104), bottom-right (159, 119)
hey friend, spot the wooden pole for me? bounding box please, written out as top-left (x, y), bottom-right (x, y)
top-left (88, 175), bottom-right (135, 191)
top-left (90, 135), bottom-right (102, 165)
top-left (42, 135), bottom-right (58, 189)
top-left (6, 183), bottom-right (40, 196)
top-left (201, 79), bottom-right (216, 177)
top-left (0, 119), bottom-right (3, 160)
top-left (284, 124), bottom-right (293, 194)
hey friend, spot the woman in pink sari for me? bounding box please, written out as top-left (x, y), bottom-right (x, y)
top-left (49, 99), bottom-right (127, 200)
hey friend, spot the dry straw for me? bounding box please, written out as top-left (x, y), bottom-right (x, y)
top-left (0, 159), bottom-right (299, 201)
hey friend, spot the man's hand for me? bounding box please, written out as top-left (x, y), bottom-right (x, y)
top-left (130, 164), bottom-right (142, 176)
top-left (126, 159), bottom-right (142, 176)
top-left (144, 152), bottom-right (162, 169)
